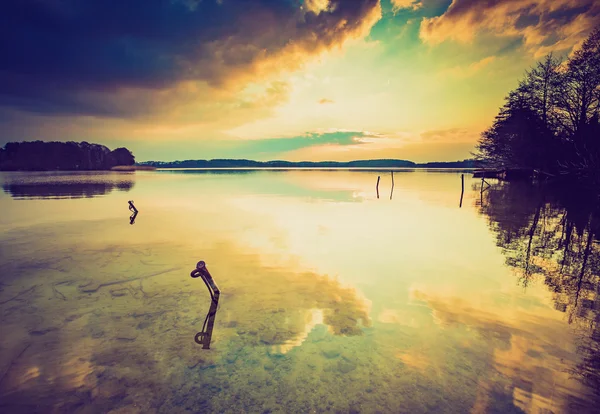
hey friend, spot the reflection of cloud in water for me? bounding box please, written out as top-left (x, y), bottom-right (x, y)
top-left (395, 350), bottom-right (431, 372)
top-left (217, 247), bottom-right (372, 348)
top-left (377, 309), bottom-right (419, 328)
top-left (0, 222), bottom-right (372, 412)
top-left (158, 169), bottom-right (360, 202)
top-left (412, 289), bottom-right (597, 413)
top-left (272, 309), bottom-right (325, 354)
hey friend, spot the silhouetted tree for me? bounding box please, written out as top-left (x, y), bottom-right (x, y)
top-left (522, 53), bottom-right (563, 130)
top-left (0, 141), bottom-right (135, 171)
top-left (476, 27), bottom-right (600, 186)
top-left (109, 147), bottom-right (136, 166)
top-left (476, 96), bottom-right (553, 170)
top-left (558, 28), bottom-right (600, 136)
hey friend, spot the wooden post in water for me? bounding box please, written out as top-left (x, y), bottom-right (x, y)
top-left (191, 260), bottom-right (220, 349)
top-left (390, 171), bottom-right (394, 200)
top-left (376, 176), bottom-right (380, 199)
top-left (128, 200), bottom-right (138, 213)
top-left (459, 174), bottom-right (464, 208)
top-left (480, 177), bottom-right (484, 206)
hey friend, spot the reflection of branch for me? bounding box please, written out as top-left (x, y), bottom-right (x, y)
top-left (561, 219), bottom-right (574, 273)
top-left (480, 178), bottom-right (491, 193)
top-left (195, 297), bottom-right (219, 349)
top-left (573, 224), bottom-right (594, 312)
top-left (522, 203), bottom-right (542, 287)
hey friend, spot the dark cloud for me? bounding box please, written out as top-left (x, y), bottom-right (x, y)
top-left (0, 0), bottom-right (381, 117)
top-left (514, 6), bottom-right (540, 30)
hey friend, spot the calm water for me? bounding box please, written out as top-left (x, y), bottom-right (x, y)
top-left (0, 170), bottom-right (599, 413)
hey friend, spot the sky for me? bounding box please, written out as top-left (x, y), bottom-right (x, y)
top-left (1, 0), bottom-right (599, 162)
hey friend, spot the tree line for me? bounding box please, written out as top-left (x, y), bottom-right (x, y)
top-left (475, 27), bottom-right (600, 186)
top-left (139, 159), bottom-right (476, 169)
top-left (0, 141), bottom-right (135, 171)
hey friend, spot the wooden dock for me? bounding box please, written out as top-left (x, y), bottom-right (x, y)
top-left (473, 168), bottom-right (534, 181)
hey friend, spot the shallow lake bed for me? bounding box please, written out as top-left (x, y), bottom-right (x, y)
top-left (1, 170), bottom-right (598, 413)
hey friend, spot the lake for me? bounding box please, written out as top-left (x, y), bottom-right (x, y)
top-left (0, 169), bottom-right (599, 413)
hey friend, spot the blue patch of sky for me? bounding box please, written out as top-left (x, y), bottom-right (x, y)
top-left (136, 131), bottom-right (373, 161)
top-left (367, 0), bottom-right (453, 63)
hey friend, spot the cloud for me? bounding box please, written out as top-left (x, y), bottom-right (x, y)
top-left (305, 0), bottom-right (336, 15)
top-left (419, 127), bottom-right (477, 142)
top-left (265, 127), bottom-right (482, 162)
top-left (391, 0), bottom-right (423, 11)
top-left (420, 0), bottom-right (600, 56)
top-left (0, 0), bottom-right (382, 118)
top-left (318, 98), bottom-right (335, 104)
top-left (436, 56), bottom-right (497, 78)
top-left (269, 128), bottom-right (465, 161)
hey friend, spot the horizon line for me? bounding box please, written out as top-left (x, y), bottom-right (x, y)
top-left (138, 157), bottom-right (476, 164)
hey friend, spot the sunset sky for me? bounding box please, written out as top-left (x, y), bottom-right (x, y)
top-left (1, 0), bottom-right (599, 162)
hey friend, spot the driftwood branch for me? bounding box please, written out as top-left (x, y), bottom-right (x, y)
top-left (0, 285), bottom-right (38, 305)
top-left (78, 267), bottom-right (180, 294)
top-left (0, 342), bottom-right (31, 388)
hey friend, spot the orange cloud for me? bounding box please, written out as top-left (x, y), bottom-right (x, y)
top-left (318, 98), bottom-right (335, 104)
top-left (436, 56), bottom-right (498, 79)
top-left (203, 1), bottom-right (383, 93)
top-left (277, 132), bottom-right (478, 162)
top-left (304, 0), bottom-right (336, 15)
top-left (419, 127), bottom-right (478, 143)
top-left (420, 0), bottom-right (600, 56)
top-left (391, 0), bottom-right (422, 11)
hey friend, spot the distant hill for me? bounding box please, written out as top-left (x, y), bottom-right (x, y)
top-left (0, 141), bottom-right (135, 171)
top-left (137, 158), bottom-right (477, 169)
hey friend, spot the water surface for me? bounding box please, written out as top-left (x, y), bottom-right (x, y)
top-left (0, 170), bottom-right (598, 413)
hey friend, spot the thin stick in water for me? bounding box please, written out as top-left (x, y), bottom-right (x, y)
top-left (459, 174), bottom-right (464, 208)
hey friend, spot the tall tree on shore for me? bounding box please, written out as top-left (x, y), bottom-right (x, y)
top-left (557, 28), bottom-right (600, 180)
top-left (558, 28), bottom-right (600, 136)
top-left (524, 53), bottom-right (563, 131)
top-left (476, 27), bottom-right (600, 184)
top-left (475, 74), bottom-right (556, 170)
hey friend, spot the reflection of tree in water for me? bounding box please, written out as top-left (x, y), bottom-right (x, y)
top-left (478, 181), bottom-right (600, 393)
top-left (2, 180), bottom-right (135, 199)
